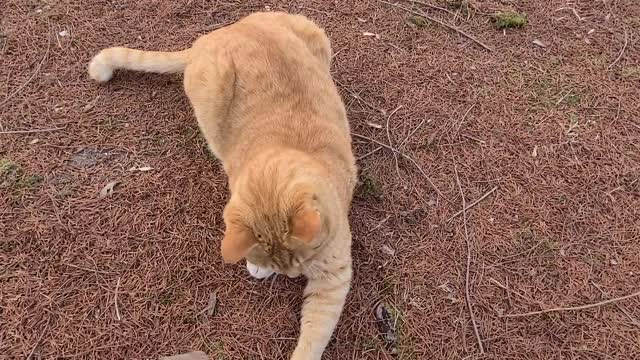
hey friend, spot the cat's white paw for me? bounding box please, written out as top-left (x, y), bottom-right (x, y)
top-left (88, 53), bottom-right (114, 82)
top-left (246, 261), bottom-right (275, 279)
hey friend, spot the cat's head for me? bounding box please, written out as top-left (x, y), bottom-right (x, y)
top-left (220, 161), bottom-right (329, 277)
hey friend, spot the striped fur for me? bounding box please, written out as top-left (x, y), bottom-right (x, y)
top-left (89, 12), bottom-right (356, 360)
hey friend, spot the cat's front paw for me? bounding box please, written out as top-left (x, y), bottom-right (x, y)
top-left (246, 261), bottom-right (275, 279)
top-left (290, 345), bottom-right (321, 360)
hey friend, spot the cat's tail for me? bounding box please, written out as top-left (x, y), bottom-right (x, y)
top-left (88, 47), bottom-right (192, 82)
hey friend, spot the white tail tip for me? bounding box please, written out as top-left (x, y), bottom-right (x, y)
top-left (88, 54), bottom-right (114, 82)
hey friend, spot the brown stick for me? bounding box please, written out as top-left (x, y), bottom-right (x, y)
top-left (0, 127), bottom-right (65, 135)
top-left (501, 289), bottom-right (640, 318)
top-left (352, 132), bottom-right (445, 200)
top-left (397, 118), bottom-right (427, 150)
top-left (114, 277), bottom-right (122, 321)
top-left (448, 186), bottom-right (498, 221)
top-left (454, 164), bottom-right (485, 354)
top-left (357, 146), bottom-right (382, 161)
top-left (386, 105), bottom-right (403, 178)
top-left (377, 0), bottom-right (493, 52)
top-left (592, 282), bottom-right (640, 328)
top-left (608, 27), bottom-right (628, 70)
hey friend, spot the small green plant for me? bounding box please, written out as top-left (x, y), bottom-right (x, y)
top-left (0, 159), bottom-right (42, 190)
top-left (565, 93), bottom-right (581, 106)
top-left (159, 289), bottom-right (177, 305)
top-left (209, 340), bottom-right (225, 360)
top-left (620, 66), bottom-right (640, 79)
top-left (0, 158), bottom-right (16, 177)
top-left (494, 11), bottom-right (528, 29)
top-left (405, 15), bottom-right (428, 28)
top-left (358, 174), bottom-right (383, 199)
top-left (361, 337), bottom-right (378, 352)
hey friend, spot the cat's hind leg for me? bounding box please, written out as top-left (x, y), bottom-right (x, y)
top-left (182, 49), bottom-right (236, 158)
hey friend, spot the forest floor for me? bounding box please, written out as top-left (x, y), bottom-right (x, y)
top-left (2, 0), bottom-right (639, 359)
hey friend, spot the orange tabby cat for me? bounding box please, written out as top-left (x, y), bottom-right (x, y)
top-left (89, 12), bottom-right (357, 360)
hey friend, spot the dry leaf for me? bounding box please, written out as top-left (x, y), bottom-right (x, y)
top-left (128, 166), bottom-right (153, 172)
top-left (357, 17), bottom-right (367, 23)
top-left (99, 181), bottom-right (120, 198)
top-left (532, 145), bottom-right (538, 157)
top-left (381, 244), bottom-right (395, 256)
top-left (532, 39), bottom-right (547, 47)
top-left (29, 138), bottom-right (40, 145)
top-left (366, 122), bottom-right (383, 129)
top-left (58, 30), bottom-right (69, 37)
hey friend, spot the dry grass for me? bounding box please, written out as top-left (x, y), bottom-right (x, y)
top-left (2, 0), bottom-right (639, 359)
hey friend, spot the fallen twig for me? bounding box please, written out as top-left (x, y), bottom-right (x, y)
top-left (454, 164), bottom-right (485, 354)
top-left (377, 0), bottom-right (493, 52)
top-left (448, 186), bottom-right (498, 221)
top-left (453, 103), bottom-right (477, 137)
top-left (386, 105), bottom-right (403, 178)
top-left (501, 289), bottom-right (640, 318)
top-left (368, 214), bottom-right (392, 234)
top-left (0, 22), bottom-right (51, 108)
top-left (398, 118), bottom-right (427, 150)
top-left (592, 282), bottom-right (640, 328)
top-left (608, 27), bottom-right (628, 70)
top-left (0, 126), bottom-right (65, 135)
top-left (352, 132), bottom-right (445, 200)
top-left (114, 277), bottom-right (122, 321)
top-left (357, 146), bottom-right (382, 161)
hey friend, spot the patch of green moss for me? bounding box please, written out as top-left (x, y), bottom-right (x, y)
top-left (620, 66), bottom-right (640, 79)
top-left (405, 15), bottom-right (429, 28)
top-left (357, 173), bottom-right (383, 200)
top-left (494, 11), bottom-right (528, 29)
top-left (565, 94), bottom-right (581, 106)
top-left (0, 159), bottom-right (42, 191)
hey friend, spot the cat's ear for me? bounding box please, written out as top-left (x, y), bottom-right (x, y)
top-left (291, 206), bottom-right (322, 244)
top-left (221, 224), bottom-right (256, 264)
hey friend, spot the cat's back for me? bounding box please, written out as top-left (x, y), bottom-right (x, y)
top-left (188, 12), bottom-right (351, 166)
top-left (196, 12), bottom-right (337, 111)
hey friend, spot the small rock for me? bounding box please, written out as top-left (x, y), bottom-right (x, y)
top-left (160, 351), bottom-right (210, 360)
top-left (532, 39), bottom-right (547, 47)
top-left (381, 244), bottom-right (395, 256)
top-left (58, 30), bottom-right (69, 37)
top-left (363, 32), bottom-right (380, 39)
top-left (374, 302), bottom-right (397, 349)
top-left (99, 181), bottom-right (120, 198)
